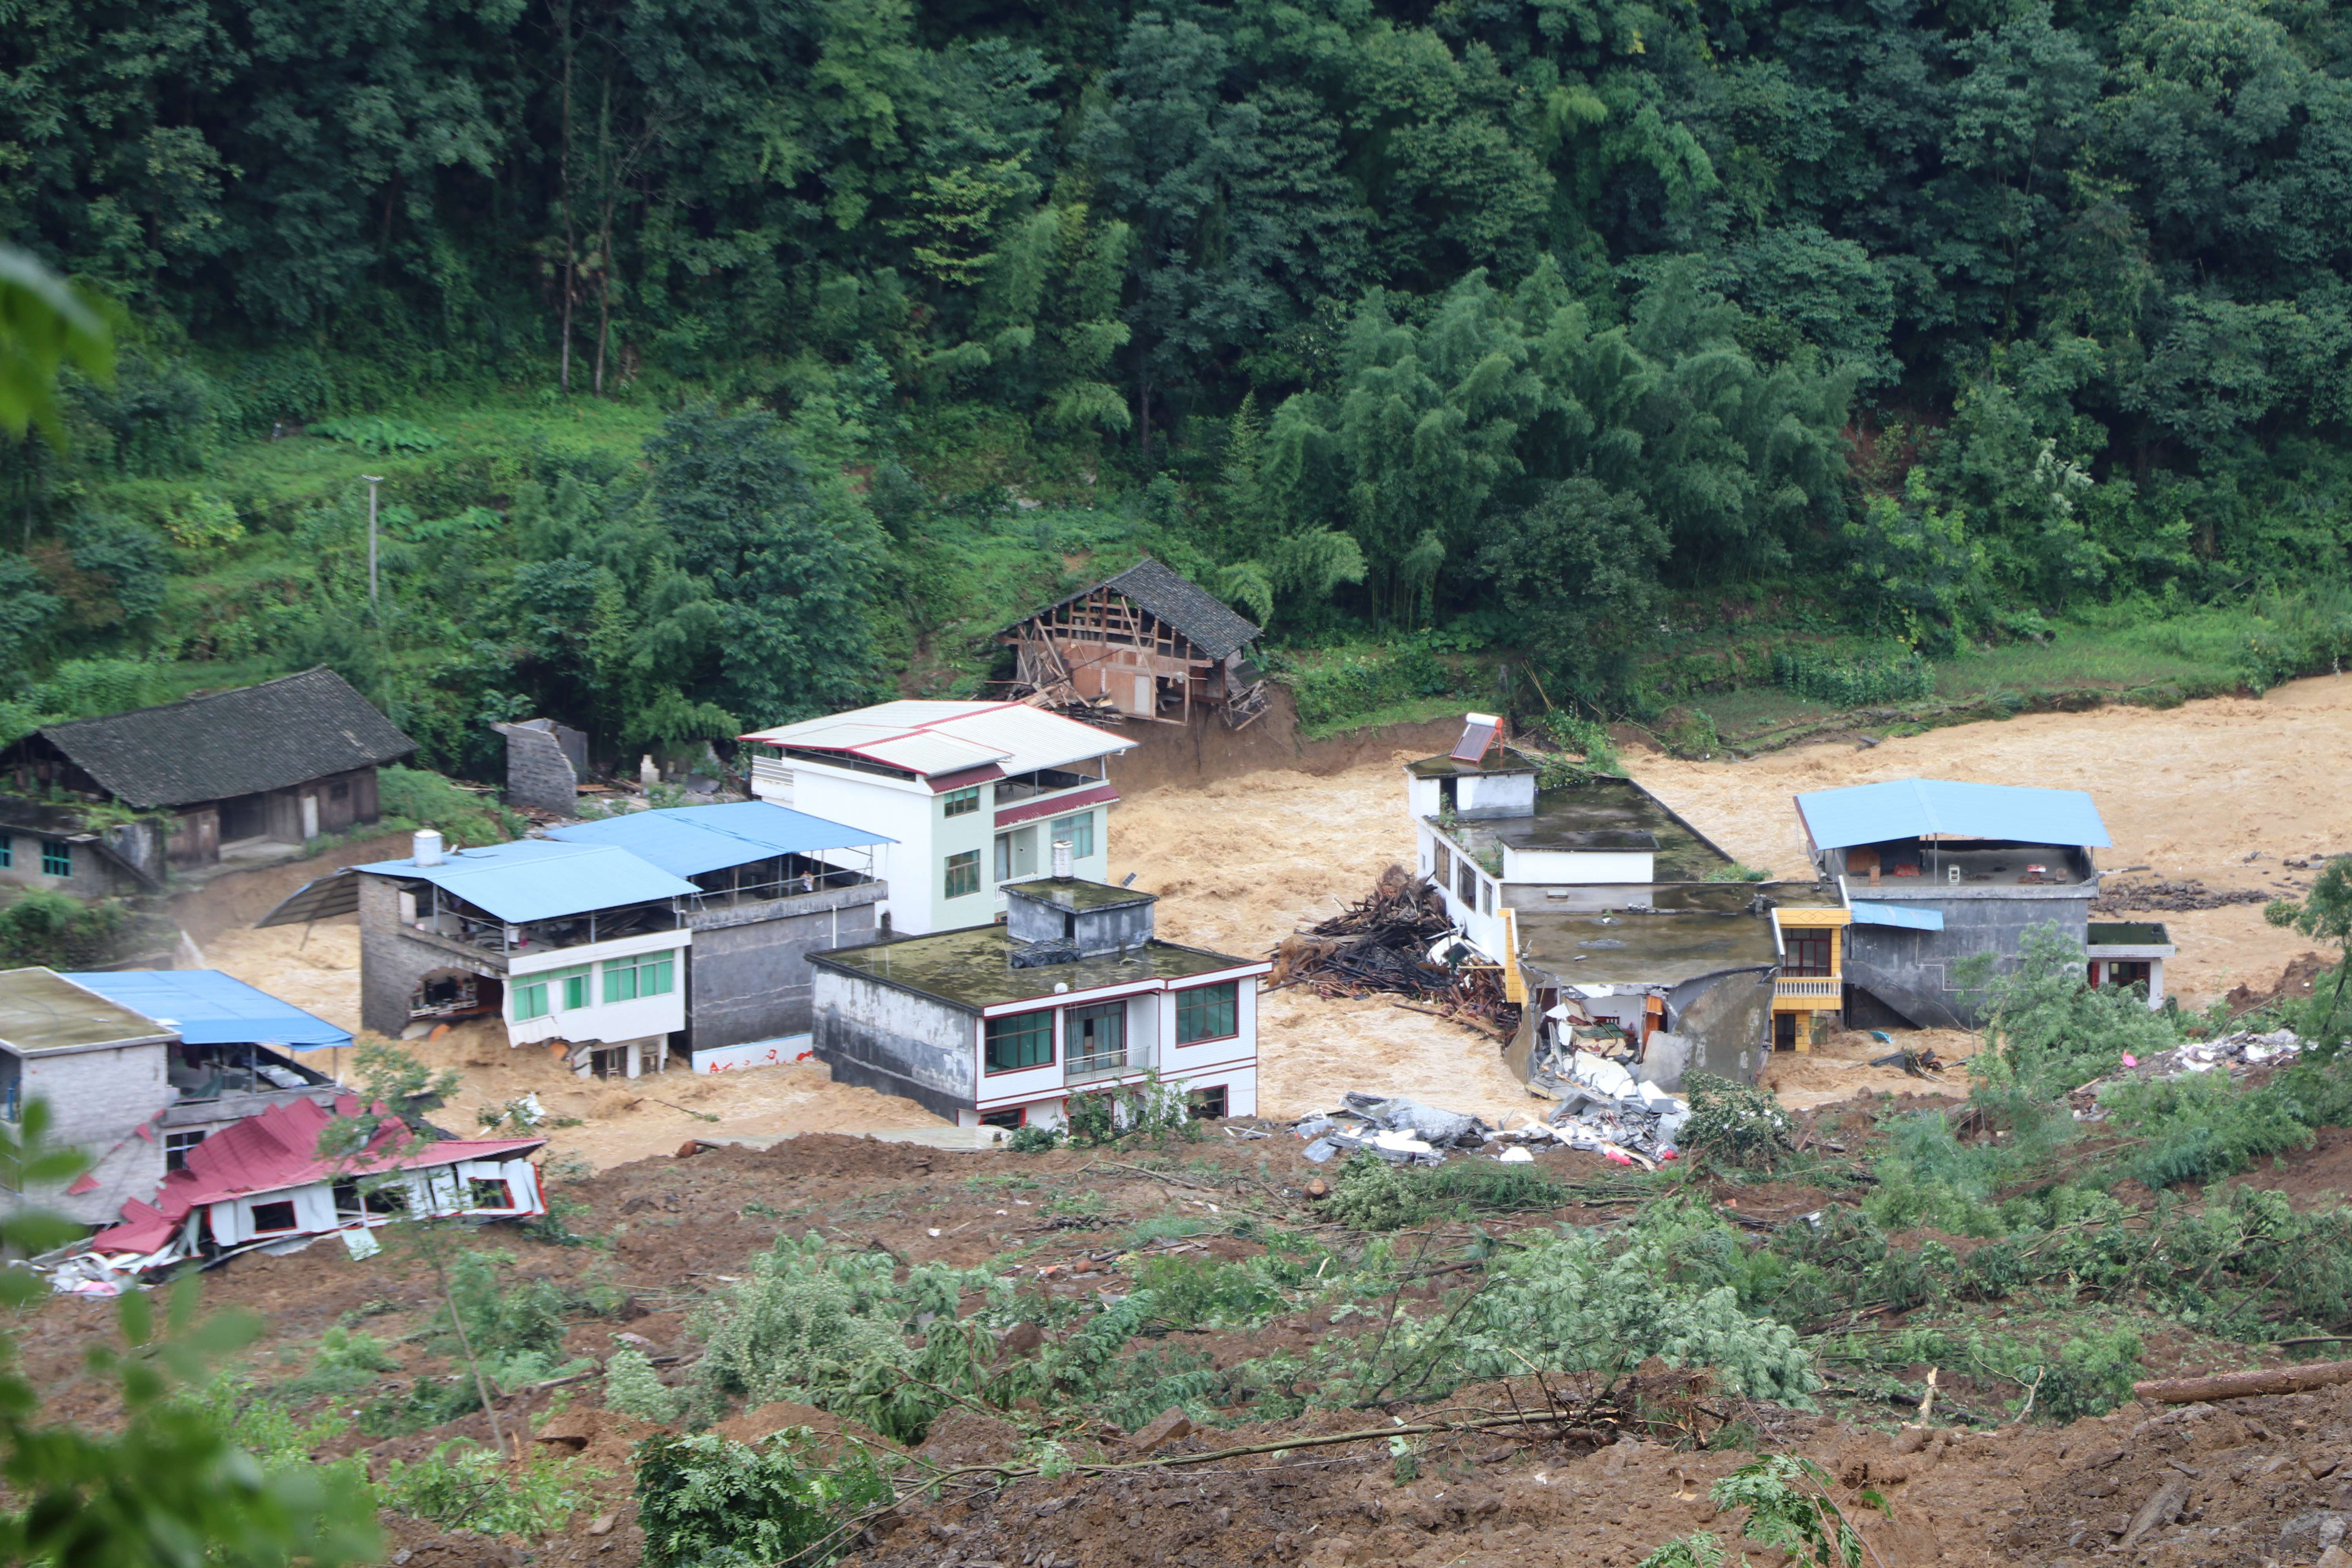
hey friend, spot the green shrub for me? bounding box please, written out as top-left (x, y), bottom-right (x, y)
top-left (1964, 924), bottom-right (2182, 1100)
top-left (1772, 646), bottom-right (1933, 706)
top-left (0, 891), bottom-right (132, 969)
top-left (688, 1234), bottom-right (924, 1432)
top-left (635, 1430), bottom-right (895, 1568)
top-left (1324, 1153), bottom-right (1428, 1231)
top-left (376, 764), bottom-right (528, 847)
top-left (2102, 1070), bottom-right (2314, 1189)
top-left (1680, 1073), bottom-right (1796, 1170)
top-left (604, 1346), bottom-right (688, 1425)
top-left (382, 1440), bottom-right (585, 1536)
top-left (1449, 1229), bottom-right (1818, 1404)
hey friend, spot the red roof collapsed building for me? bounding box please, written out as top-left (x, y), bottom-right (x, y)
top-left (88, 1095), bottom-right (544, 1260)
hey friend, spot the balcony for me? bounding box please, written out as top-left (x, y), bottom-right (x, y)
top-left (1774, 976), bottom-right (1841, 1001)
top-left (1065, 1042), bottom-right (1155, 1085)
top-left (995, 767), bottom-right (1100, 806)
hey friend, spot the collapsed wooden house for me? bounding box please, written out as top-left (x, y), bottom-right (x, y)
top-left (1000, 558), bottom-right (1269, 730)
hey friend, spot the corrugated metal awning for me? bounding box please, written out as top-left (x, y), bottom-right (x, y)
top-left (1849, 900), bottom-right (1945, 931)
top-left (256, 869), bottom-right (359, 927)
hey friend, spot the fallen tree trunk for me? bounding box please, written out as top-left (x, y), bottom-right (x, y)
top-left (2132, 1357), bottom-right (2352, 1405)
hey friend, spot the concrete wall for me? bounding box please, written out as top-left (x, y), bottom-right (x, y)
top-left (505, 929), bottom-right (689, 1047)
top-left (1842, 891), bottom-right (2096, 1028)
top-left (683, 880), bottom-right (883, 1049)
top-left (1663, 968), bottom-right (1775, 1088)
top-left (810, 969), bottom-right (977, 1121)
top-left (5, 1042), bottom-right (171, 1225)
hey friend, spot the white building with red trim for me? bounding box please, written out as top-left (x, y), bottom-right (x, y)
top-left (808, 876), bottom-right (1266, 1129)
top-left (736, 701), bottom-right (1134, 936)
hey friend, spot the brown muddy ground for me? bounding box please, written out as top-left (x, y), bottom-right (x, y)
top-left (27, 1112), bottom-right (2352, 1568)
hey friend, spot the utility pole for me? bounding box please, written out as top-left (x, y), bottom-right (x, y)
top-left (362, 475), bottom-right (384, 604)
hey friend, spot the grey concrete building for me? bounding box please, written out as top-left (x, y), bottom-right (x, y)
top-left (1793, 778), bottom-right (2118, 1029)
top-left (810, 876), bottom-right (1268, 1128)
top-left (0, 967), bottom-right (345, 1226)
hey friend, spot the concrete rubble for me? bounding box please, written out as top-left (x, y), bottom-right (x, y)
top-left (2068, 1028), bottom-right (2303, 1120)
top-left (1292, 1094), bottom-right (1494, 1165)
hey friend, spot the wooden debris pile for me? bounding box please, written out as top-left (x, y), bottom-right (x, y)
top-left (1271, 864), bottom-right (1522, 1036)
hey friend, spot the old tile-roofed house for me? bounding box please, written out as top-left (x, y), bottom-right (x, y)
top-left (0, 667), bottom-right (416, 873)
top-left (1000, 557), bottom-right (1270, 729)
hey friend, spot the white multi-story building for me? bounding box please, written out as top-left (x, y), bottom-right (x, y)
top-left (738, 701), bottom-right (1135, 935)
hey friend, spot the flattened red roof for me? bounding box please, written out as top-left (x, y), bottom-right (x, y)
top-left (90, 1096), bottom-right (542, 1254)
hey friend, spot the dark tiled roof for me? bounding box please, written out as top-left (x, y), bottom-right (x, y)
top-left (1035, 557), bottom-right (1263, 660)
top-left (40, 668), bottom-right (417, 808)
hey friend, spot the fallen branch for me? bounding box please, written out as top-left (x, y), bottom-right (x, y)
top-left (2132, 1356), bottom-right (2352, 1405)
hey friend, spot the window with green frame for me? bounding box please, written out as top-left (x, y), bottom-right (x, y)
top-left (1049, 809), bottom-right (1095, 860)
top-left (40, 841), bottom-right (71, 877)
top-left (1175, 982), bottom-right (1239, 1044)
top-left (984, 1011), bottom-right (1053, 1073)
top-left (514, 978), bottom-right (551, 1021)
top-left (944, 849), bottom-right (981, 899)
top-left (604, 950), bottom-right (675, 1002)
top-left (561, 967), bottom-right (592, 1009)
top-left (0, 837), bottom-right (11, 869)
top-left (942, 786), bottom-right (981, 817)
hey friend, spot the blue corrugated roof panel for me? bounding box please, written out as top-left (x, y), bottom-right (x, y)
top-left (355, 838), bottom-right (699, 923)
top-left (1848, 901), bottom-right (1946, 932)
top-left (1796, 779), bottom-right (2110, 851)
top-left (545, 801), bottom-right (891, 879)
top-left (61, 969), bottom-right (352, 1051)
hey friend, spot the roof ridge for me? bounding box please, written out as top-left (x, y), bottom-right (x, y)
top-left (39, 666), bottom-right (335, 735)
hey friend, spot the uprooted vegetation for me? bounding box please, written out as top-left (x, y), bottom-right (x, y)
top-left (33, 930), bottom-right (2352, 1567)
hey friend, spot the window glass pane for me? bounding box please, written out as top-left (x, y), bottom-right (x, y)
top-left (41, 841), bottom-right (71, 877)
top-left (604, 962), bottom-right (636, 1004)
top-left (1456, 858), bottom-right (1476, 905)
top-left (1065, 1002), bottom-right (1124, 1071)
top-left (645, 956), bottom-right (673, 995)
top-left (944, 787), bottom-right (980, 817)
top-left (0, 838), bottom-right (11, 868)
top-left (985, 1011), bottom-right (1053, 1072)
top-left (993, 834), bottom-right (1011, 882)
top-left (563, 972), bottom-right (591, 1009)
top-left (1176, 982), bottom-right (1238, 1044)
top-left (1051, 811), bottom-right (1096, 860)
top-left (515, 982), bottom-right (549, 1022)
top-left (1433, 844), bottom-right (1450, 885)
top-left (945, 849), bottom-right (981, 899)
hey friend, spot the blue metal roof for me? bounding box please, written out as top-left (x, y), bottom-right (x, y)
top-left (61, 969), bottom-right (353, 1051)
top-left (1848, 901), bottom-right (1946, 932)
top-left (545, 801), bottom-right (891, 879)
top-left (355, 838), bottom-right (699, 923)
top-left (1795, 779), bottom-right (2110, 851)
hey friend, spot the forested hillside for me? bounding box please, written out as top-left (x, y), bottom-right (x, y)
top-left (5, 0), bottom-right (2351, 770)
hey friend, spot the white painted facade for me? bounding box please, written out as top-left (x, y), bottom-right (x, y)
top-left (964, 964), bottom-right (1263, 1128)
top-left (742, 705), bottom-right (1127, 935)
top-left (203, 1155), bottom-right (544, 1247)
top-left (503, 927), bottom-right (691, 1049)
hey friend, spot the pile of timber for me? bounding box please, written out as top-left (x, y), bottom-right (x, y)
top-left (1272, 865), bottom-right (1523, 1036)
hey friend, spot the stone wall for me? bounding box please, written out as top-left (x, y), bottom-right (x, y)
top-left (357, 874), bottom-right (506, 1038)
top-left (494, 720), bottom-right (582, 814)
